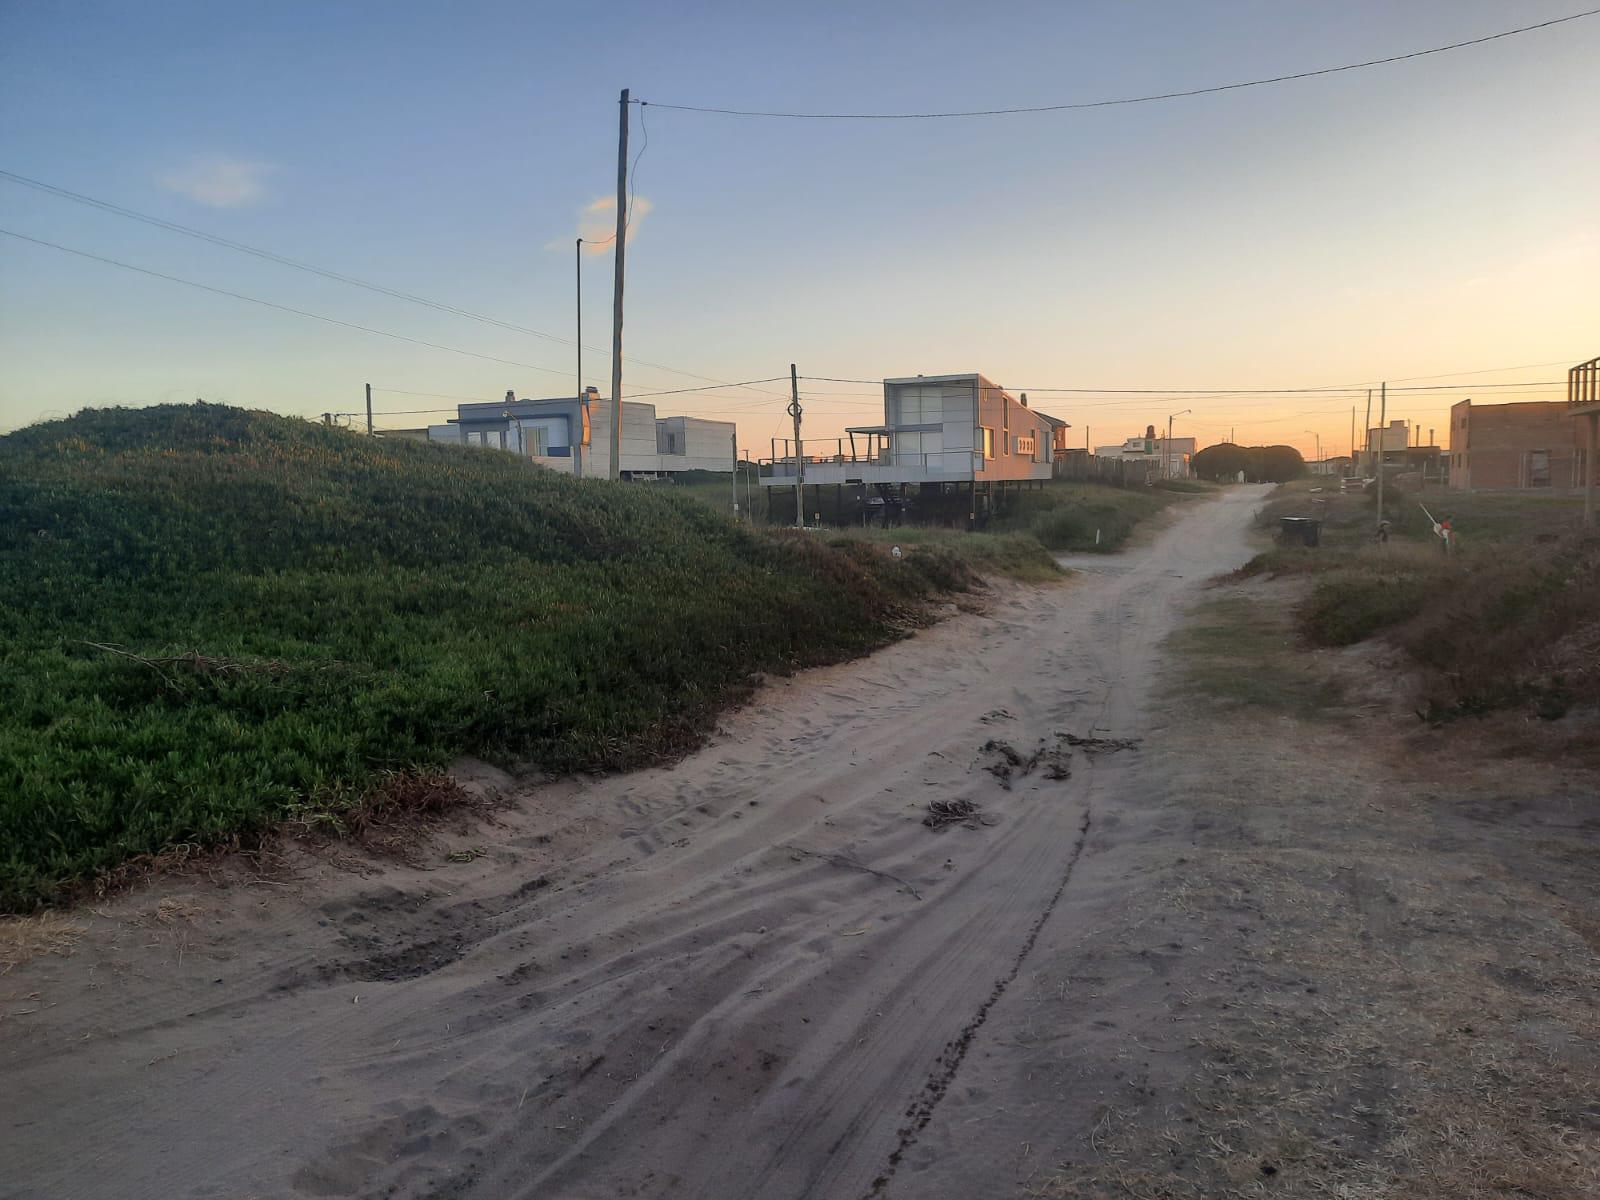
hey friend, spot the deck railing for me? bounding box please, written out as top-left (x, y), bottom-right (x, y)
top-left (1571, 356), bottom-right (1599, 412)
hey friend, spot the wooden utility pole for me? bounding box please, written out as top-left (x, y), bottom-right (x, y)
top-left (731, 431), bottom-right (739, 520)
top-left (365, 383), bottom-right (372, 435)
top-left (608, 88), bottom-right (630, 481)
top-left (1375, 383), bottom-right (1387, 530)
top-left (788, 363), bottom-right (804, 528)
top-left (1363, 390), bottom-right (1372, 474)
top-left (575, 237), bottom-right (583, 403)
top-left (1349, 406), bottom-right (1356, 467)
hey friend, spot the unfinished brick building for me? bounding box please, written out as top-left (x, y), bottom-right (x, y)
top-left (1447, 399), bottom-right (1590, 491)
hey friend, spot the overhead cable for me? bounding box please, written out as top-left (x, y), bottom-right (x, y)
top-left (640, 9), bottom-right (1599, 119)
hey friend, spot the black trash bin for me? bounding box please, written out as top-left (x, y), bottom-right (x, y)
top-left (1278, 517), bottom-right (1322, 547)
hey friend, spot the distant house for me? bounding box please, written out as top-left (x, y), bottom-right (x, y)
top-left (1094, 426), bottom-right (1196, 478)
top-left (1357, 419), bottom-right (1419, 473)
top-left (760, 373), bottom-right (1067, 490)
top-left (427, 388), bottom-right (735, 477)
top-left (1448, 399), bottom-right (1588, 491)
top-left (1307, 455), bottom-right (1353, 476)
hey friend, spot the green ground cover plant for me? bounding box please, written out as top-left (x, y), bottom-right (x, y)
top-left (0, 404), bottom-right (976, 909)
top-left (825, 527), bottom-right (1065, 584)
top-left (991, 480), bottom-right (1190, 552)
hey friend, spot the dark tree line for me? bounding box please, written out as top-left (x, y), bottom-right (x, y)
top-left (1191, 442), bottom-right (1307, 483)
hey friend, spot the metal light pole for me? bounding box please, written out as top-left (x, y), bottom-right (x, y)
top-left (1306, 429), bottom-right (1322, 472)
top-left (504, 410), bottom-right (528, 458)
top-left (1165, 409), bottom-right (1191, 478)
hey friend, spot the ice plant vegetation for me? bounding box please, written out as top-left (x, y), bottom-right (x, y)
top-left (0, 404), bottom-right (979, 909)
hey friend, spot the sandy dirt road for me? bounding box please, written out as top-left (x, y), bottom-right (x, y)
top-left (3, 487), bottom-right (1268, 1200)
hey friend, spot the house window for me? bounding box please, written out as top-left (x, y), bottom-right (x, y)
top-left (898, 386), bottom-right (943, 426)
top-left (979, 427), bottom-right (995, 459)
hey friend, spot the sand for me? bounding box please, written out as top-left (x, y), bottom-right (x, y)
top-left (1, 486), bottom-right (1269, 1199)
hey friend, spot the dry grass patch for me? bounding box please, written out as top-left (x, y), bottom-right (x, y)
top-left (0, 912), bottom-right (85, 973)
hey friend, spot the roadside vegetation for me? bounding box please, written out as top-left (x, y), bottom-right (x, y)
top-left (825, 527), bottom-right (1065, 584)
top-left (1165, 591), bottom-right (1346, 719)
top-left (680, 474), bottom-right (1208, 575)
top-left (680, 472), bottom-right (1202, 554)
top-left (989, 478), bottom-right (1203, 552)
top-left (821, 478), bottom-right (1210, 578)
top-left (0, 404), bottom-right (987, 910)
top-left (1240, 478), bottom-right (1598, 722)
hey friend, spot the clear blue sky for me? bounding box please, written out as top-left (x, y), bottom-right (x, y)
top-left (2, 0), bottom-right (1597, 455)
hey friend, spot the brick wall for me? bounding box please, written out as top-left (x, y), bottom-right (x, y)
top-left (1448, 400), bottom-right (1587, 490)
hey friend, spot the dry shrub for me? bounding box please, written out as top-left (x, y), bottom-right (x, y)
top-left (1399, 534), bottom-right (1600, 718)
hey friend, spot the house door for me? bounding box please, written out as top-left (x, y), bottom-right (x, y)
top-left (1528, 449), bottom-right (1551, 487)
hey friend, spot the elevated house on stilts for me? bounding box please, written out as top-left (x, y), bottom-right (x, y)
top-left (759, 373), bottom-right (1069, 526)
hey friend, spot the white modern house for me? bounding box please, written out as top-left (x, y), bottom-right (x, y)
top-left (1094, 427), bottom-right (1197, 478)
top-left (761, 373), bottom-right (1068, 489)
top-left (427, 389), bottom-right (736, 477)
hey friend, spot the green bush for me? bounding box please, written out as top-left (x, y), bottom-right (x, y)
top-left (992, 483), bottom-right (1178, 553)
top-left (1301, 574), bottom-right (1434, 646)
top-left (0, 404), bottom-right (955, 909)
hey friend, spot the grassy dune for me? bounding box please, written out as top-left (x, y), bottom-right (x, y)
top-left (0, 405), bottom-right (980, 909)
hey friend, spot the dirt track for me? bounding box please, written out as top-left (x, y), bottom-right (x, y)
top-left (2, 487), bottom-right (1270, 1200)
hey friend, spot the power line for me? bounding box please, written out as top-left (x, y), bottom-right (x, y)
top-left (0, 169), bottom-right (576, 342)
top-left (356, 376), bottom-right (793, 416)
top-left (0, 167), bottom-right (785, 401)
top-left (640, 9), bottom-right (1599, 119)
top-left (625, 376), bottom-right (789, 399)
top-left (0, 227), bottom-right (799, 408)
top-left (0, 228), bottom-right (582, 378)
top-left (799, 375), bottom-right (1565, 394)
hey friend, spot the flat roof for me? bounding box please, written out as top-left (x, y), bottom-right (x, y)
top-left (883, 373), bottom-right (990, 387)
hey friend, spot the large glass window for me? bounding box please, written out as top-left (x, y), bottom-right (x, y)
top-left (897, 386), bottom-right (943, 426)
top-left (895, 430), bottom-right (944, 467)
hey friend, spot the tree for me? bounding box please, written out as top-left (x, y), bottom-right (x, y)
top-left (1192, 442), bottom-right (1250, 481)
top-left (1193, 442), bottom-right (1306, 483)
top-left (1250, 444), bottom-right (1307, 483)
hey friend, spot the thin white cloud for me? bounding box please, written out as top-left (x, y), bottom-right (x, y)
top-left (549, 195), bottom-right (653, 255)
top-left (159, 157), bottom-right (274, 208)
